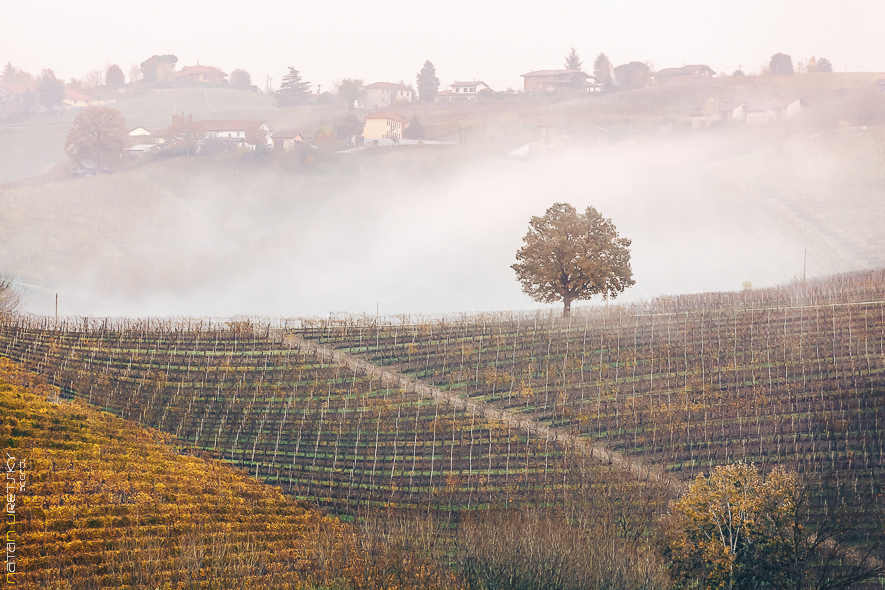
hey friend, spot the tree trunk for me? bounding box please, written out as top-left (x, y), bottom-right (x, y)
top-left (563, 298), bottom-right (572, 318)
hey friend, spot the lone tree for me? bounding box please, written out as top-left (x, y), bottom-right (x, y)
top-left (512, 203), bottom-right (634, 317)
top-left (564, 47), bottom-right (583, 71)
top-left (416, 60), bottom-right (439, 103)
top-left (403, 115), bottom-right (426, 139)
top-left (816, 57), bottom-right (833, 72)
top-left (769, 53), bottom-right (794, 75)
top-left (277, 66), bottom-right (310, 107)
top-left (64, 106), bottom-right (128, 170)
top-left (662, 463), bottom-right (885, 590)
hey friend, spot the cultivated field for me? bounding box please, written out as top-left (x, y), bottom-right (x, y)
top-left (1, 270), bottom-right (883, 555)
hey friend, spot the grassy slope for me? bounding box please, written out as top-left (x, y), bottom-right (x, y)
top-left (1, 357), bottom-right (461, 590)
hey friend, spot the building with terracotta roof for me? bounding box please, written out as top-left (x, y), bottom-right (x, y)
top-left (63, 88), bottom-right (92, 108)
top-left (364, 82), bottom-right (413, 110)
top-left (521, 70), bottom-right (589, 93)
top-left (176, 65), bottom-right (227, 84)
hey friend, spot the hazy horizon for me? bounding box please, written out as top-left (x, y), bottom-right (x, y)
top-left (4, 1), bottom-right (885, 94)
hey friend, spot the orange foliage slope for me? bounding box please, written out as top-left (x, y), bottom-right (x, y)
top-left (0, 358), bottom-right (462, 590)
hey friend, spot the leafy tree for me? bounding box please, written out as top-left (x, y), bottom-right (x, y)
top-left (733, 69), bottom-right (745, 77)
top-left (277, 66), bottom-right (311, 107)
top-left (230, 69), bottom-right (251, 86)
top-left (106, 64), bottom-right (125, 85)
top-left (335, 78), bottom-right (365, 110)
top-left (140, 54), bottom-right (178, 83)
top-left (662, 463), bottom-right (885, 590)
top-left (64, 106), bottom-right (129, 169)
top-left (416, 60), bottom-right (439, 103)
top-left (0, 274), bottom-right (20, 317)
top-left (36, 69), bottom-right (65, 110)
top-left (816, 58), bottom-right (833, 72)
top-left (614, 62), bottom-right (650, 90)
top-left (564, 47), bottom-right (583, 71)
top-left (769, 53), bottom-right (794, 75)
top-left (403, 115), bottom-right (426, 139)
top-left (593, 53), bottom-right (614, 89)
top-left (164, 112), bottom-right (205, 155)
top-left (512, 203), bottom-right (634, 317)
top-left (334, 113), bottom-right (363, 139)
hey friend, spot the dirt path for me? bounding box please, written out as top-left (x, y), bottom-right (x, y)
top-left (284, 332), bottom-right (684, 493)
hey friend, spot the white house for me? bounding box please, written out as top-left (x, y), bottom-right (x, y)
top-left (745, 97), bottom-right (808, 125)
top-left (364, 82), bottom-right (413, 110)
top-left (201, 120), bottom-right (274, 148)
top-left (128, 127), bottom-right (166, 144)
top-left (448, 80), bottom-right (492, 101)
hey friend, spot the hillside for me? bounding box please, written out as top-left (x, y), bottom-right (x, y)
top-left (1, 270), bottom-right (884, 553)
top-left (0, 357), bottom-right (461, 589)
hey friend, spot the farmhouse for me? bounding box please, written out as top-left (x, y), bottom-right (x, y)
top-left (362, 112), bottom-right (408, 145)
top-left (691, 99), bottom-right (747, 128)
top-left (655, 65), bottom-right (716, 83)
top-left (364, 82), bottom-right (413, 110)
top-left (521, 70), bottom-right (589, 93)
top-left (176, 65), bottom-right (227, 84)
top-left (435, 89), bottom-right (455, 104)
top-left (63, 89), bottom-right (91, 108)
top-left (201, 120), bottom-right (274, 148)
top-left (744, 97), bottom-right (808, 125)
top-left (128, 127), bottom-right (166, 144)
top-left (448, 80), bottom-right (492, 101)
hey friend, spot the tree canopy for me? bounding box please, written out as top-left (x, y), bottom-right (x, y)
top-left (36, 69), bottom-right (65, 109)
top-left (335, 78), bottom-right (365, 110)
top-left (416, 60), bottom-right (439, 103)
top-left (105, 64), bottom-right (125, 85)
top-left (512, 203), bottom-right (634, 317)
top-left (277, 66), bottom-right (310, 107)
top-left (816, 58), bottom-right (833, 72)
top-left (663, 463), bottom-right (885, 590)
top-left (0, 274), bottom-right (20, 317)
top-left (164, 112), bottom-right (205, 155)
top-left (139, 54), bottom-right (178, 83)
top-left (64, 106), bottom-right (129, 169)
top-left (403, 115), bottom-right (426, 139)
top-left (614, 62), bottom-right (650, 90)
top-left (564, 47), bottom-right (583, 71)
top-left (769, 53), bottom-right (794, 75)
top-left (230, 69), bottom-right (251, 86)
top-left (593, 53), bottom-right (614, 89)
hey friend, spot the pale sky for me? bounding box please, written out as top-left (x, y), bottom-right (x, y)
top-left (3, 1), bottom-right (884, 93)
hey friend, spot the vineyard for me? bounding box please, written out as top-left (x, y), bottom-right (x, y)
top-left (294, 269), bottom-right (885, 545)
top-left (0, 317), bottom-right (603, 521)
top-left (0, 358), bottom-right (462, 589)
top-left (1, 269), bottom-right (884, 552)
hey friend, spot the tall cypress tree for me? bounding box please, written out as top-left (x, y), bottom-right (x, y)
top-left (416, 61), bottom-right (439, 103)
